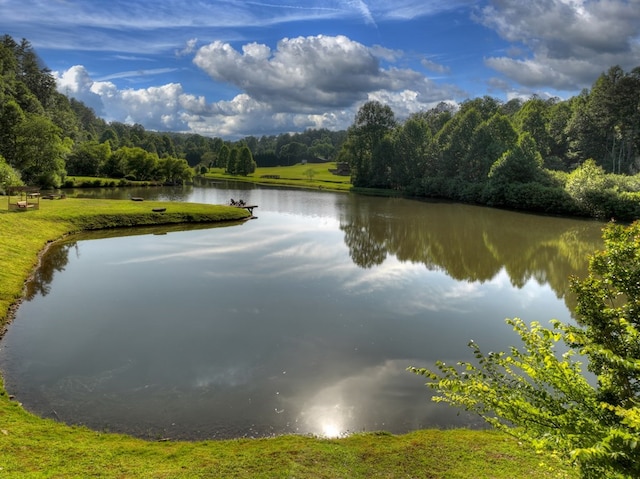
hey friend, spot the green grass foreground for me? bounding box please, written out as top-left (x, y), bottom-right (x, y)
top-left (0, 196), bottom-right (576, 478)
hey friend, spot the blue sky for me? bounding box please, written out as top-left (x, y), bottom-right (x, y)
top-left (1, 0), bottom-right (639, 139)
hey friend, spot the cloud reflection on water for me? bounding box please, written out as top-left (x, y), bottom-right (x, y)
top-left (0, 189), bottom-right (606, 440)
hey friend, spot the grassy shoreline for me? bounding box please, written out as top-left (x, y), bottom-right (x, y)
top-left (202, 163), bottom-right (353, 192)
top-left (0, 196), bottom-right (575, 478)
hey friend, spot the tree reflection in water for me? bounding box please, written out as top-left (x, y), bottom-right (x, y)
top-left (25, 242), bottom-right (76, 300)
top-left (340, 196), bottom-right (603, 315)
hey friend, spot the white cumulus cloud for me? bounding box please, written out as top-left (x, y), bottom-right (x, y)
top-left (55, 35), bottom-right (465, 138)
top-left (478, 0), bottom-right (640, 90)
top-left (193, 35), bottom-right (388, 110)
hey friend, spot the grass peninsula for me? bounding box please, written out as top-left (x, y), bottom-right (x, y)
top-left (0, 195), bottom-right (575, 478)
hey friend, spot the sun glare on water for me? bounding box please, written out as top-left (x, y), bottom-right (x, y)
top-left (320, 421), bottom-right (343, 438)
top-left (299, 400), bottom-right (352, 438)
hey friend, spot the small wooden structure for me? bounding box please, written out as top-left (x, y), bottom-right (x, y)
top-left (229, 199), bottom-right (258, 216)
top-left (239, 204), bottom-right (258, 215)
top-left (41, 192), bottom-right (66, 200)
top-left (7, 186), bottom-right (40, 211)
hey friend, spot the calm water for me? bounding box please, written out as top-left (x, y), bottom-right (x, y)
top-left (0, 182), bottom-right (605, 440)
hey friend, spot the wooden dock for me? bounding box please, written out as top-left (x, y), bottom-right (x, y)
top-left (235, 204), bottom-right (257, 215)
top-left (229, 200), bottom-right (257, 216)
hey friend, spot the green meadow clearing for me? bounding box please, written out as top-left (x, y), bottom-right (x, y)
top-left (203, 162), bottom-right (353, 191)
top-left (0, 195), bottom-right (576, 478)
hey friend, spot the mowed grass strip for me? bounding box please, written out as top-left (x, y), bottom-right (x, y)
top-left (0, 194), bottom-right (576, 478)
top-left (204, 162), bottom-right (353, 191)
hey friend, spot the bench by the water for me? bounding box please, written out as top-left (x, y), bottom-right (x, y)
top-left (229, 199), bottom-right (258, 216)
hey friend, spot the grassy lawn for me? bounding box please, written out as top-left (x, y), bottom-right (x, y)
top-left (204, 162), bottom-right (353, 191)
top-left (0, 195), bottom-right (576, 478)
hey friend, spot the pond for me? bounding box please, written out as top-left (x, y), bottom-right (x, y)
top-left (0, 182), bottom-right (605, 440)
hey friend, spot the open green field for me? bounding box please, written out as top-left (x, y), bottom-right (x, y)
top-left (204, 162), bottom-right (353, 191)
top-left (0, 195), bottom-right (576, 478)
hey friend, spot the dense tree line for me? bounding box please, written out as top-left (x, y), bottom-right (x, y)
top-left (341, 66), bottom-right (640, 220)
top-left (1, 34), bottom-right (639, 221)
top-left (0, 35), bottom-right (198, 188)
top-left (243, 129), bottom-right (347, 167)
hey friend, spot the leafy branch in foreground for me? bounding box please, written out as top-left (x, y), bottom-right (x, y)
top-left (410, 221), bottom-right (640, 479)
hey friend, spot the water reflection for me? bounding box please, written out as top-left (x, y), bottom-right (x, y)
top-left (25, 242), bottom-right (74, 300)
top-left (341, 196), bottom-right (603, 313)
top-left (24, 223), bottom-right (246, 300)
top-left (0, 187), bottom-right (605, 440)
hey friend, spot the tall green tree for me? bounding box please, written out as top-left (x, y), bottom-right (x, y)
top-left (428, 107), bottom-right (482, 178)
top-left (47, 93), bottom-right (82, 141)
top-left (0, 35), bottom-right (19, 76)
top-left (389, 115), bottom-right (431, 189)
top-left (461, 113), bottom-right (518, 182)
top-left (343, 101), bottom-right (396, 187)
top-left (236, 145), bottom-right (256, 176)
top-left (226, 147), bottom-right (238, 175)
top-left (15, 113), bottom-right (69, 187)
top-left (66, 140), bottom-right (111, 176)
top-left (595, 67), bottom-right (634, 171)
top-left (488, 132), bottom-right (543, 184)
top-left (565, 159), bottom-right (609, 216)
top-left (411, 221), bottom-right (640, 478)
top-left (483, 133), bottom-right (545, 207)
top-left (69, 98), bottom-right (106, 141)
top-left (421, 102), bottom-right (456, 135)
top-left (0, 98), bottom-right (25, 167)
top-left (566, 91), bottom-right (607, 166)
top-left (514, 97), bottom-right (553, 162)
top-left (369, 133), bottom-right (394, 188)
top-left (218, 144), bottom-right (230, 169)
top-left (458, 96), bottom-right (501, 120)
top-left (279, 142), bottom-right (308, 166)
top-left (99, 128), bottom-right (119, 150)
top-left (547, 99), bottom-right (574, 170)
top-left (101, 148), bottom-right (127, 178)
top-left (158, 156), bottom-right (193, 184)
top-left (158, 134), bottom-right (177, 158)
top-left (119, 146), bottom-right (159, 181)
top-left (572, 66), bottom-right (640, 173)
top-left (15, 38), bottom-right (56, 109)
